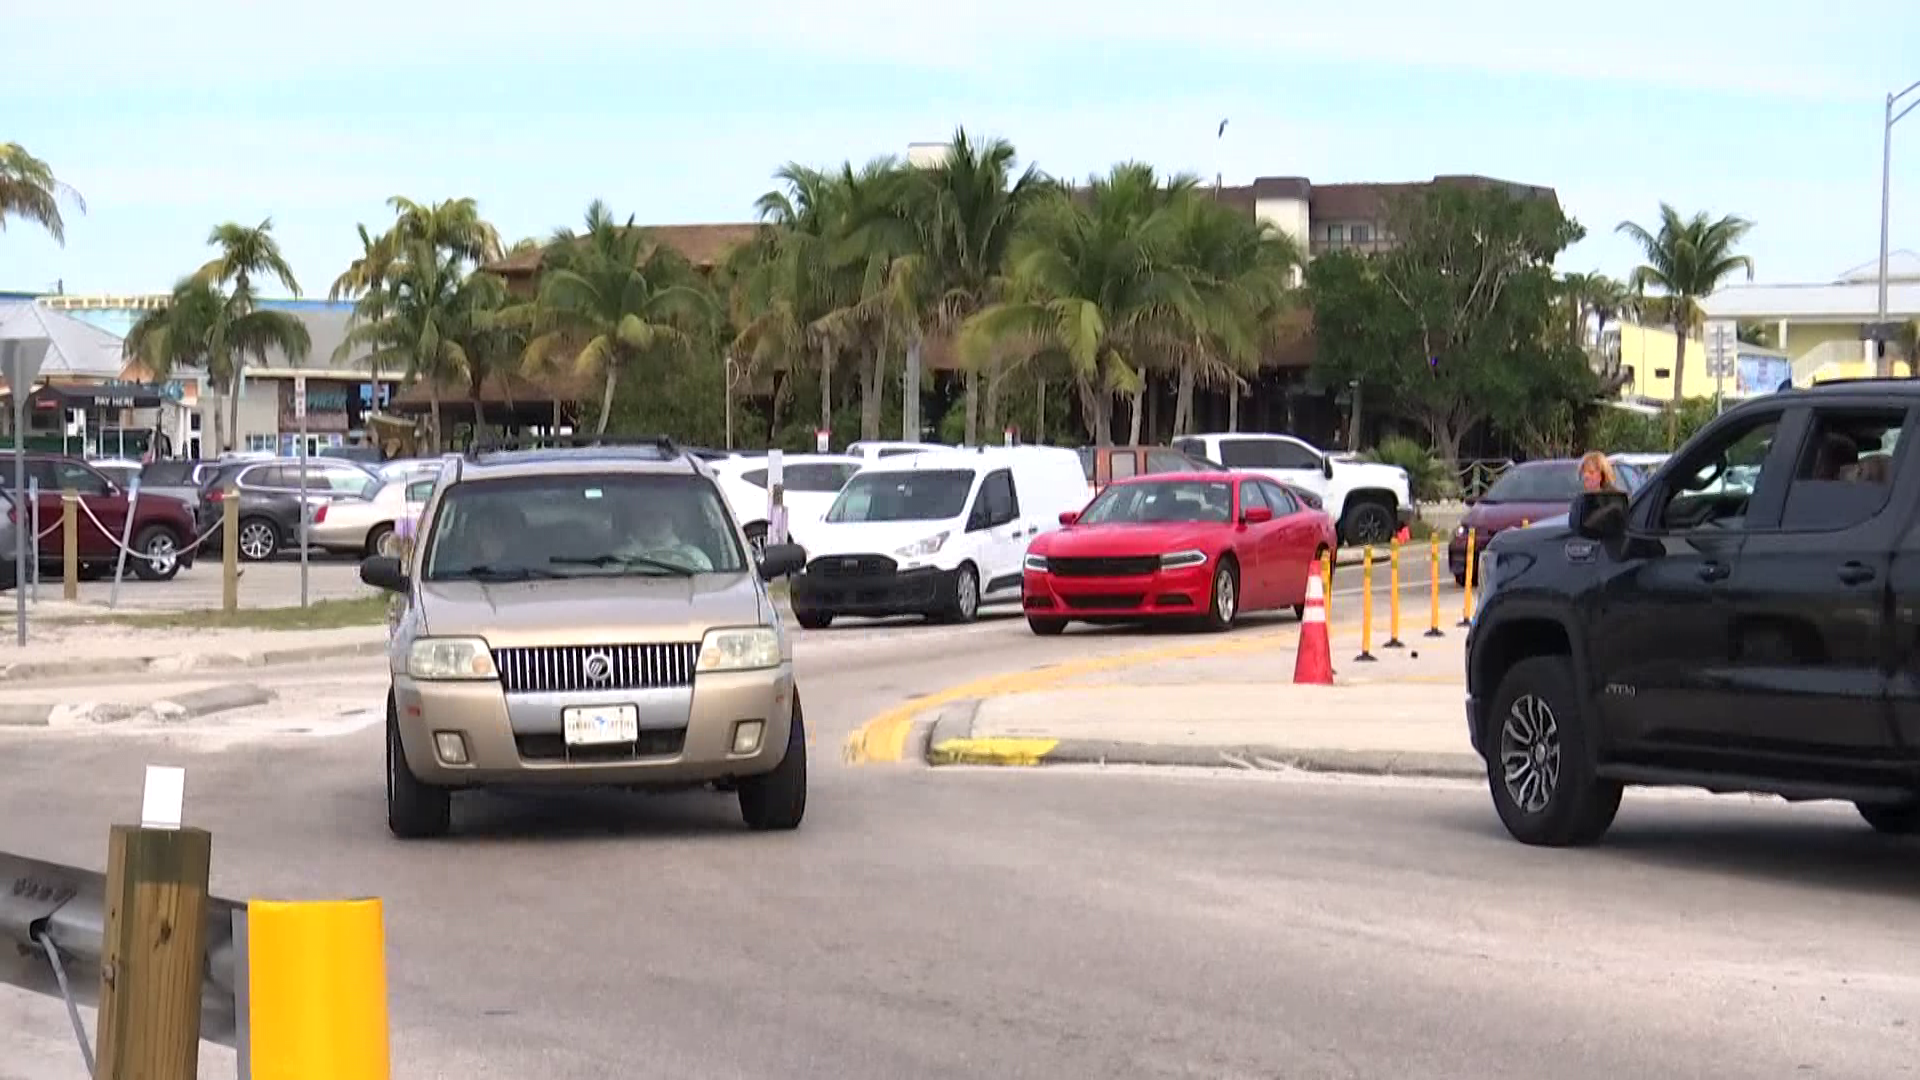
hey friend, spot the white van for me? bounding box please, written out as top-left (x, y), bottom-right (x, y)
top-left (787, 446), bottom-right (1093, 627)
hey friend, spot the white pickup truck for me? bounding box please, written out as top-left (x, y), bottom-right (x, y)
top-left (1174, 432), bottom-right (1412, 545)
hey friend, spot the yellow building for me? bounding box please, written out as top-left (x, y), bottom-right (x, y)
top-left (1698, 252), bottom-right (1919, 383)
top-left (1603, 321), bottom-right (1798, 405)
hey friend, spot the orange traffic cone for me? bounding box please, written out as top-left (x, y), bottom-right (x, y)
top-left (1293, 567), bottom-right (1333, 685)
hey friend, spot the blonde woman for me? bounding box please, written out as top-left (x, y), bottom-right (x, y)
top-left (1577, 451), bottom-right (1620, 493)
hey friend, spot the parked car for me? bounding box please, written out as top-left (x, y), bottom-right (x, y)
top-left (0, 490), bottom-right (35, 590)
top-left (137, 459), bottom-right (221, 506)
top-left (1022, 471), bottom-right (1337, 635)
top-left (1077, 444), bottom-right (1227, 493)
top-left (705, 454), bottom-right (862, 554)
top-left (318, 444), bottom-right (384, 466)
top-left (1173, 432), bottom-right (1412, 546)
top-left (195, 459), bottom-right (364, 561)
top-left (1448, 456), bottom-right (1651, 586)
top-left (88, 458), bottom-right (144, 489)
top-left (355, 437), bottom-right (809, 838)
top-left (303, 475), bottom-right (418, 557)
top-left (844, 440), bottom-right (946, 464)
top-left (2, 454), bottom-right (197, 580)
top-left (1466, 380), bottom-right (1920, 847)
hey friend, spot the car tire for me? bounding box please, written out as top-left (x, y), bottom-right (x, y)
top-left (1454, 571), bottom-right (1468, 588)
top-left (1203, 556), bottom-right (1239, 632)
top-left (1856, 799), bottom-right (1920, 835)
top-left (365, 523), bottom-right (395, 559)
top-left (794, 609), bottom-right (833, 630)
top-left (129, 525), bottom-right (183, 582)
top-left (941, 563), bottom-right (980, 624)
top-left (743, 521), bottom-right (769, 559)
top-left (1027, 616), bottom-right (1068, 636)
top-left (1484, 655), bottom-right (1621, 847)
top-left (238, 516), bottom-right (279, 562)
top-left (386, 696), bottom-right (451, 839)
top-left (739, 696), bottom-right (807, 831)
top-left (1339, 499), bottom-right (1398, 547)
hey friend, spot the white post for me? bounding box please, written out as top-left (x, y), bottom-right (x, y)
top-left (766, 449), bottom-right (787, 547)
top-left (296, 376), bottom-right (310, 609)
top-left (108, 477), bottom-right (140, 609)
top-left (27, 477), bottom-right (39, 605)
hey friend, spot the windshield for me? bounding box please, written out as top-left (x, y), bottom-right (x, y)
top-left (825, 469), bottom-right (975, 523)
top-left (421, 473), bottom-right (746, 582)
top-left (1080, 480), bottom-right (1233, 525)
top-left (1481, 462), bottom-right (1582, 503)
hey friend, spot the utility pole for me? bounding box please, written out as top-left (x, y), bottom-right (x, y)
top-left (1876, 80), bottom-right (1920, 377)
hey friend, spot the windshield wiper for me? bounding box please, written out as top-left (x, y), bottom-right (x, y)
top-left (550, 554), bottom-right (698, 577)
top-left (451, 564), bottom-right (562, 582)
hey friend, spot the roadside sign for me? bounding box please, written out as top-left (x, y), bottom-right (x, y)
top-left (814, 428), bottom-right (829, 453)
top-left (1705, 321), bottom-right (1738, 380)
top-left (293, 375), bottom-right (308, 420)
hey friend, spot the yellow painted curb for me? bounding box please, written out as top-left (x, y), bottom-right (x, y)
top-left (843, 628), bottom-right (1294, 764)
top-left (927, 736), bottom-right (1060, 766)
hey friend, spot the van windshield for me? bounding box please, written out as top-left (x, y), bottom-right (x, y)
top-left (826, 470), bottom-right (974, 523)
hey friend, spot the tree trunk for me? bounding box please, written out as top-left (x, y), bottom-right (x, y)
top-left (471, 392), bottom-right (486, 445)
top-left (1035, 374), bottom-right (1047, 443)
top-left (1227, 380), bottom-right (1239, 433)
top-left (861, 344), bottom-right (885, 441)
top-left (1347, 381), bottom-right (1363, 451)
top-left (984, 366), bottom-right (1002, 440)
top-left (211, 390), bottom-right (228, 456)
top-left (428, 381), bottom-right (444, 451)
top-left (1076, 379), bottom-right (1111, 445)
top-left (819, 341), bottom-right (835, 444)
top-left (1173, 361), bottom-right (1195, 436)
top-left (1126, 388), bottom-right (1144, 445)
top-left (226, 364), bottom-right (245, 453)
top-left (1422, 415), bottom-right (1468, 476)
top-left (964, 370), bottom-right (980, 445)
top-left (595, 365), bottom-right (618, 437)
top-left (1668, 316), bottom-right (1687, 449)
top-left (768, 371), bottom-right (786, 445)
top-left (902, 338), bottom-right (921, 441)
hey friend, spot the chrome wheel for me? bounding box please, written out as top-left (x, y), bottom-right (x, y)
top-left (144, 534), bottom-right (178, 575)
top-left (239, 521), bottom-right (275, 560)
top-left (1500, 693), bottom-right (1562, 814)
top-left (956, 568), bottom-right (978, 620)
top-left (1214, 565), bottom-right (1236, 622)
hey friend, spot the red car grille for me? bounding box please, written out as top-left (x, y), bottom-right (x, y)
top-left (1047, 556), bottom-right (1159, 577)
top-left (1064, 593), bottom-right (1146, 610)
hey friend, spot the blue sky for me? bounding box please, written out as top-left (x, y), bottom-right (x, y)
top-left (4, 0), bottom-right (1918, 297)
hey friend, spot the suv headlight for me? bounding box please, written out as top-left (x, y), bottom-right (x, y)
top-left (698, 627), bottom-right (781, 672)
top-left (1160, 549), bottom-right (1207, 569)
top-left (894, 531), bottom-right (949, 559)
top-left (408, 637), bottom-right (497, 680)
top-left (1024, 553), bottom-right (1048, 572)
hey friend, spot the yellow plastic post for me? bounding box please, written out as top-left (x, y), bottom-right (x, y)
top-left (1354, 546), bottom-right (1376, 662)
top-left (1425, 535), bottom-right (1445, 638)
top-left (1319, 548), bottom-right (1334, 632)
top-left (247, 898), bottom-right (390, 1080)
top-left (1458, 528), bottom-right (1477, 627)
top-left (1384, 538), bottom-right (1404, 648)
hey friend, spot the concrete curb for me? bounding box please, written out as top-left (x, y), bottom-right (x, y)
top-left (922, 697), bottom-right (1483, 779)
top-left (0, 639), bottom-right (388, 684)
top-left (0, 686), bottom-right (279, 730)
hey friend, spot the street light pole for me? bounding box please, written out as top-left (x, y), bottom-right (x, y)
top-left (1877, 79), bottom-right (1920, 377)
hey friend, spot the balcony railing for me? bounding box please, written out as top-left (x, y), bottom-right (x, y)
top-left (1309, 236), bottom-right (1397, 257)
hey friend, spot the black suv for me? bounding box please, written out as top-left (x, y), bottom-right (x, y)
top-left (1467, 380), bottom-right (1920, 846)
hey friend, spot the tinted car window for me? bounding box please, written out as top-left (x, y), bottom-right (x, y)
top-left (1218, 438), bottom-right (1320, 470)
top-left (1145, 449), bottom-right (1201, 473)
top-left (1481, 462), bottom-right (1582, 503)
top-left (1778, 408), bottom-right (1906, 532)
top-left (827, 470), bottom-right (975, 523)
top-left (1080, 480), bottom-right (1233, 525)
top-left (1260, 480), bottom-right (1298, 515)
top-left (55, 461), bottom-right (110, 496)
top-left (1238, 481), bottom-right (1268, 514)
top-left (1658, 414), bottom-right (1781, 532)
top-left (142, 461), bottom-right (195, 486)
top-left (976, 469), bottom-right (1018, 526)
top-left (787, 463), bottom-right (859, 492)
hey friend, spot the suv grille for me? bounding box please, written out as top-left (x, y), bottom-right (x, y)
top-left (492, 643), bottom-right (699, 695)
top-left (1047, 556), bottom-right (1160, 577)
top-left (807, 554), bottom-right (898, 578)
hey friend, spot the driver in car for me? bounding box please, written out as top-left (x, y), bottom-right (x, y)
top-left (613, 503), bottom-right (713, 572)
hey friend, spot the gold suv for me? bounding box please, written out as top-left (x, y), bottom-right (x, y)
top-left (359, 437), bottom-right (809, 838)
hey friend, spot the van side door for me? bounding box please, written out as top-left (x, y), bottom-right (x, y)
top-left (967, 468), bottom-right (1025, 598)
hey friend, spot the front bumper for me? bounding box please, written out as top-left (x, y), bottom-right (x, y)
top-left (790, 560), bottom-right (955, 616)
top-left (1022, 563), bottom-right (1212, 619)
top-left (394, 665), bottom-right (796, 786)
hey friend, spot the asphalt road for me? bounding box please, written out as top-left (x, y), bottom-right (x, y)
top-left (5, 599), bottom-right (1915, 1079)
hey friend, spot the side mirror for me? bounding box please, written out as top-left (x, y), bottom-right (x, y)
top-left (758, 542), bottom-right (806, 581)
top-left (1321, 456), bottom-right (1335, 479)
top-left (1241, 505), bottom-right (1274, 525)
top-left (1570, 490), bottom-right (1628, 540)
top-left (1058, 510), bottom-right (1080, 526)
top-left (360, 554), bottom-right (409, 592)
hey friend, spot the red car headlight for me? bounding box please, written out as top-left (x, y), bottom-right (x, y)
top-left (1159, 550), bottom-right (1208, 569)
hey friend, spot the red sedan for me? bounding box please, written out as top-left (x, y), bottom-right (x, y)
top-left (1022, 472), bottom-right (1337, 635)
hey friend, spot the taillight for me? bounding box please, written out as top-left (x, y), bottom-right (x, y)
top-left (207, 489), bottom-right (227, 502)
top-left (312, 504), bottom-right (328, 524)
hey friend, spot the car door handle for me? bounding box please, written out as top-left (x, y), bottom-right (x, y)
top-left (1838, 561), bottom-right (1877, 586)
top-left (1697, 561), bottom-right (1731, 583)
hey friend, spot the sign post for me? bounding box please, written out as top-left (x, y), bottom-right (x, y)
top-left (295, 375), bottom-right (310, 608)
top-left (1, 338), bottom-right (48, 647)
top-left (1705, 321), bottom-right (1737, 415)
top-left (766, 449), bottom-right (787, 547)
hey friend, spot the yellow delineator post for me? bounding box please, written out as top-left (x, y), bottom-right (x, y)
top-left (1353, 546), bottom-right (1377, 662)
top-left (1383, 537), bottom-right (1405, 649)
top-left (222, 486), bottom-right (239, 615)
top-left (1319, 548), bottom-right (1334, 633)
top-left (248, 897), bottom-right (390, 1080)
top-left (1425, 535), bottom-right (1445, 638)
top-left (1458, 528), bottom-right (1477, 627)
top-left (61, 489), bottom-right (78, 601)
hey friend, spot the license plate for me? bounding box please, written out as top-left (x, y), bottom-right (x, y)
top-left (562, 705), bottom-right (639, 747)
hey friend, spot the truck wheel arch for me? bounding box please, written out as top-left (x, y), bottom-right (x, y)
top-left (1470, 611), bottom-right (1594, 747)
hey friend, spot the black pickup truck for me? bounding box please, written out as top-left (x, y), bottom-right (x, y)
top-left (1467, 379), bottom-right (1920, 846)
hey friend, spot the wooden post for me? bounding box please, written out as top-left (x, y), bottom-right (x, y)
top-left (61, 488), bottom-right (77, 601)
top-left (95, 825), bottom-right (214, 1080)
top-left (222, 486), bottom-right (239, 614)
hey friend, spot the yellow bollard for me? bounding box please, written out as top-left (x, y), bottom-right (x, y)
top-left (248, 898), bottom-right (390, 1080)
top-left (1354, 545), bottom-right (1377, 662)
top-left (1320, 548), bottom-right (1334, 634)
top-left (1458, 528), bottom-right (1477, 627)
top-left (1426, 535), bottom-right (1445, 638)
top-left (1384, 538), bottom-right (1405, 648)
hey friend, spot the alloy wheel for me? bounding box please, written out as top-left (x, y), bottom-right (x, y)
top-left (1500, 693), bottom-right (1562, 814)
top-left (144, 535), bottom-right (178, 575)
top-left (239, 522), bottom-right (274, 560)
top-left (957, 569), bottom-right (978, 619)
top-left (1215, 566), bottom-right (1236, 622)
top-left (1349, 504), bottom-right (1395, 545)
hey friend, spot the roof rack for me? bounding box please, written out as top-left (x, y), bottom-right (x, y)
top-left (463, 434), bottom-right (680, 460)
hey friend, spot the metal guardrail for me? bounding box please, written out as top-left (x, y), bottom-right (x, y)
top-left (0, 849), bottom-right (250, 1069)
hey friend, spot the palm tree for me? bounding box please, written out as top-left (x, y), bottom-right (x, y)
top-left (195, 219), bottom-right (303, 448)
top-left (525, 200), bottom-right (715, 435)
top-left (899, 128), bottom-right (1048, 444)
top-left (1168, 194), bottom-right (1301, 436)
top-left (739, 165), bottom-right (847, 442)
top-left (957, 164), bottom-right (1209, 446)
top-left (1616, 205), bottom-right (1755, 447)
top-left (124, 278), bottom-right (310, 452)
top-left (331, 223), bottom-right (396, 413)
top-left (337, 239), bottom-right (493, 449)
top-left (0, 143), bottom-right (84, 244)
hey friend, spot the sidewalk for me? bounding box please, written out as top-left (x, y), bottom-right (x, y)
top-left (0, 617), bottom-right (387, 684)
top-left (923, 623), bottom-right (1483, 779)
